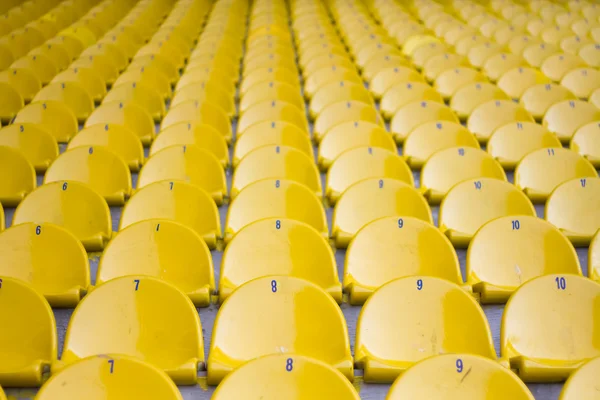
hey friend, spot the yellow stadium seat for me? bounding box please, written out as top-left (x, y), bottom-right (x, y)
top-left (497, 67), bottom-right (552, 99)
top-left (0, 222), bottom-right (89, 307)
top-left (114, 68), bottom-right (171, 101)
top-left (302, 54), bottom-right (356, 80)
top-left (212, 354), bottom-right (358, 400)
top-left (546, 177), bottom-right (600, 246)
top-left (0, 277), bottom-right (56, 387)
top-left (220, 218), bottom-right (340, 303)
top-left (86, 101), bottom-right (155, 146)
top-left (369, 66), bottom-right (425, 100)
top-left (309, 80), bottom-right (372, 120)
top-left (543, 100), bottom-right (600, 143)
top-left (439, 178), bottom-right (536, 247)
top-left (207, 276), bottom-right (353, 385)
top-left (421, 147), bottom-right (507, 204)
top-left (0, 81), bottom-right (22, 124)
top-left (29, 43), bottom-right (70, 73)
top-left (488, 122), bottom-right (562, 169)
top-left (508, 35), bottom-right (541, 56)
top-left (541, 53), bottom-right (587, 82)
top-left (450, 82), bottom-right (510, 120)
top-left (332, 178), bottom-right (432, 248)
top-left (483, 53), bottom-right (527, 82)
top-left (13, 101), bottom-right (77, 143)
top-left (515, 148), bottom-right (597, 203)
top-left (151, 122), bottom-right (228, 167)
top-left (52, 67), bottom-right (106, 104)
top-left (303, 65), bottom-right (362, 100)
top-left (71, 54), bottom-right (119, 87)
top-left (0, 67), bottom-right (41, 104)
top-left (161, 100), bottom-right (232, 144)
top-left (434, 67), bottom-right (488, 100)
top-left (171, 82), bottom-right (235, 119)
top-left (237, 100), bottom-right (308, 134)
top-left (455, 34), bottom-right (488, 57)
top-left (318, 121), bottom-right (396, 171)
top-left (314, 100), bottom-right (382, 143)
top-left (326, 147), bottom-right (412, 205)
top-left (36, 355), bottom-right (183, 400)
top-left (380, 81), bottom-right (443, 120)
top-left (403, 121), bottom-right (479, 169)
top-left (57, 276), bottom-right (203, 385)
top-left (578, 43), bottom-right (600, 68)
top-left (32, 81), bottom-right (93, 123)
top-left (522, 43), bottom-right (560, 68)
top-left (239, 66), bottom-right (299, 97)
top-left (97, 219), bottom-right (214, 307)
top-left (422, 52), bottom-right (469, 82)
top-left (386, 354), bottom-right (535, 399)
top-left (103, 82), bottom-right (165, 122)
top-left (243, 55), bottom-right (298, 78)
top-left (0, 123), bottom-right (57, 173)
top-left (521, 83), bottom-right (577, 120)
top-left (571, 122), bottom-right (600, 167)
top-left (362, 54), bottom-right (411, 83)
top-left (467, 42), bottom-right (504, 69)
top-left (355, 276), bottom-right (495, 383)
top-left (0, 146), bottom-right (35, 207)
top-left (81, 41), bottom-right (128, 72)
top-left (501, 274), bottom-right (600, 381)
top-left (240, 81), bottom-right (303, 117)
top-left (232, 145), bottom-right (320, 199)
top-left (391, 100), bottom-right (459, 143)
top-left (559, 357), bottom-right (600, 400)
top-left (467, 100), bottom-right (535, 143)
top-left (0, 384), bottom-right (4, 400)
top-left (44, 146), bottom-right (132, 206)
top-left (561, 68), bottom-right (600, 99)
top-left (129, 54), bottom-right (179, 85)
top-left (10, 53), bottom-right (57, 86)
top-left (344, 216), bottom-right (462, 305)
top-left (138, 145), bottom-right (226, 205)
top-left (468, 215), bottom-right (581, 303)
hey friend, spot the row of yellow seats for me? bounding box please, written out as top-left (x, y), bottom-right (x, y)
top-left (0, 273), bottom-right (598, 389)
top-left (0, 0), bottom-right (55, 30)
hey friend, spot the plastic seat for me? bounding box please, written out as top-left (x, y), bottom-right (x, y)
top-left (501, 274), bottom-right (600, 381)
top-left (32, 81), bottom-right (93, 123)
top-left (332, 178), bottom-right (432, 248)
top-left (467, 100), bottom-right (535, 143)
top-left (0, 146), bottom-right (35, 207)
top-left (138, 145), bottom-right (226, 205)
top-left (10, 53), bottom-right (57, 86)
top-left (483, 53), bottom-right (527, 82)
top-left (520, 83), bottom-right (576, 120)
top-left (120, 181), bottom-right (220, 249)
top-left (309, 80), bottom-right (372, 120)
top-left (68, 124), bottom-right (144, 172)
top-left (386, 354), bottom-right (535, 399)
top-left (326, 147), bottom-right (412, 205)
top-left (571, 122), bottom-right (600, 167)
top-left (0, 67), bottom-right (40, 104)
top-left (103, 82), bottom-right (165, 122)
top-left (421, 147), bottom-right (507, 204)
top-left (439, 178), bottom-right (536, 247)
top-left (212, 354), bottom-right (358, 400)
top-left (561, 68), bottom-right (600, 99)
top-left (0, 277), bottom-right (56, 387)
top-left (240, 81), bottom-right (303, 116)
top-left (57, 276), bottom-right (203, 385)
top-left (488, 122), bottom-right (562, 169)
top-left (497, 67), bottom-right (552, 99)
top-left (207, 276), bottom-right (353, 385)
top-left (422, 52), bottom-right (469, 82)
top-left (361, 54), bottom-right (411, 83)
top-left (161, 101), bottom-right (232, 144)
top-left (129, 54), bottom-right (179, 85)
top-left (391, 101), bottom-right (459, 143)
top-left (380, 81), bottom-right (443, 120)
top-left (13, 101), bottom-right (77, 143)
top-left (81, 42), bottom-right (128, 72)
top-left (36, 355), bottom-right (183, 400)
top-left (467, 42), bottom-right (504, 69)
top-left (543, 100), bottom-right (600, 142)
top-left (0, 222), bottom-right (89, 307)
top-left (515, 148), bottom-right (597, 203)
top-left (239, 66), bottom-right (299, 97)
top-left (578, 43), bottom-right (600, 68)
top-left (522, 43), bottom-right (560, 68)
top-left (313, 100), bottom-right (382, 143)
top-left (541, 53), bottom-right (587, 82)
top-left (171, 81), bottom-right (235, 119)
top-left (355, 276), bottom-right (496, 383)
top-left (303, 65), bottom-right (362, 100)
top-left (85, 102), bottom-right (155, 146)
top-left (434, 67), bottom-right (488, 99)
top-left (453, 81), bottom-right (511, 120)
top-left (546, 177), bottom-right (600, 246)
top-left (559, 357), bottom-right (600, 400)
top-left (238, 100), bottom-right (308, 134)
top-left (468, 215), bottom-right (581, 303)
top-left (52, 67), bottom-right (106, 104)
top-left (97, 219), bottom-right (214, 307)
top-left (225, 178), bottom-right (326, 243)
top-left (114, 68), bottom-right (171, 101)
top-left (0, 123), bottom-right (57, 173)
top-left (220, 218), bottom-right (340, 303)
top-left (344, 216), bottom-right (462, 305)
top-left (369, 66), bottom-right (425, 100)
top-left (0, 81), bottom-right (22, 123)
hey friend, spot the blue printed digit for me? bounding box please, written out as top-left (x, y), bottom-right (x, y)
top-left (511, 220), bottom-right (520, 230)
top-left (276, 220), bottom-right (281, 229)
top-left (474, 181), bottom-right (482, 190)
top-left (456, 359), bottom-right (463, 373)
top-left (379, 179), bottom-right (383, 188)
top-left (108, 359), bottom-right (114, 373)
top-left (417, 279), bottom-right (423, 290)
top-left (134, 279), bottom-right (140, 291)
top-left (398, 218), bottom-right (403, 228)
top-left (271, 280), bottom-right (277, 293)
top-left (286, 358), bottom-right (293, 371)
top-left (555, 277), bottom-right (566, 290)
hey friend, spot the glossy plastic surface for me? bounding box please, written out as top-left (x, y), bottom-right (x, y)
top-left (85, 102), bottom-right (155, 146)
top-left (13, 101), bottom-right (77, 143)
top-left (391, 100), bottom-right (459, 143)
top-left (0, 146), bottom-right (35, 207)
top-left (313, 100), bottom-right (382, 143)
top-left (467, 100), bottom-right (535, 143)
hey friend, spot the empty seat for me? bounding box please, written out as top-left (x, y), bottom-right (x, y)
top-left (332, 178), bottom-right (432, 248)
top-left (0, 222), bottom-right (89, 307)
top-left (561, 68), bottom-right (600, 99)
top-left (207, 276), bottom-right (353, 384)
top-left (44, 146), bottom-right (132, 206)
top-left (238, 100), bottom-right (308, 134)
top-left (97, 219), bottom-right (214, 307)
top-left (0, 81), bottom-right (22, 124)
top-left (57, 276), bottom-right (204, 385)
top-left (423, 52), bottom-right (469, 82)
top-left (52, 67), bottom-right (106, 103)
top-left (543, 100), bottom-right (600, 142)
top-left (0, 146), bottom-right (35, 207)
top-left (0, 67), bottom-right (41, 104)
top-left (501, 274), bottom-right (600, 381)
top-left (36, 355), bottom-right (183, 400)
top-left (468, 100), bottom-right (535, 143)
top-left (515, 148), bottom-right (597, 203)
top-left (434, 67), bottom-right (487, 99)
top-left (138, 145), bottom-right (226, 205)
top-left (497, 66), bottom-right (552, 99)
top-left (369, 66), bottom-right (425, 100)
top-left (467, 215), bottom-right (581, 303)
top-left (113, 68), bottom-right (171, 101)
top-left (559, 357), bottom-right (600, 400)
top-left (380, 81), bottom-right (443, 120)
top-left (0, 124), bottom-right (57, 173)
top-left (326, 147), bottom-right (412, 204)
top-left (11, 53), bottom-right (57, 86)
top-left (152, 122), bottom-right (227, 166)
top-left (239, 66), bottom-right (299, 96)
top-left (391, 101), bottom-right (459, 143)
top-left (521, 83), bottom-right (577, 120)
top-left (232, 145), bottom-right (320, 199)
top-left (303, 65), bottom-right (362, 100)
top-left (240, 81), bottom-right (303, 116)
top-left (32, 81), bottom-right (93, 122)
top-left (488, 122), bottom-right (562, 169)
top-left (313, 100), bottom-right (382, 143)
top-left (450, 82), bottom-right (510, 120)
top-left (344, 216), bottom-right (462, 305)
top-left (120, 181), bottom-right (220, 249)
top-left (160, 100), bottom-right (232, 144)
top-left (85, 102), bottom-right (155, 146)
top-left (13, 101), bottom-right (77, 143)
top-left (220, 218), bottom-right (340, 303)
top-left (546, 177), bottom-right (600, 246)
top-left (103, 82), bottom-right (166, 122)
top-left (541, 53), bottom-right (587, 82)
top-left (523, 43), bottom-right (561, 68)
top-left (68, 124), bottom-right (144, 172)
top-left (355, 276), bottom-right (496, 383)
top-left (172, 81), bottom-right (235, 119)
top-left (386, 354), bottom-right (535, 399)
top-left (309, 80), bottom-right (372, 120)
top-left (212, 354), bottom-right (359, 400)
top-left (483, 52), bottom-right (527, 82)
top-left (0, 277), bottom-right (56, 387)
top-left (439, 178), bottom-right (536, 247)
top-left (571, 122), bottom-right (600, 167)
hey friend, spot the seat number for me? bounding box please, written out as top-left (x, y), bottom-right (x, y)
top-left (275, 220), bottom-right (281, 229)
top-left (511, 220), bottom-right (520, 230)
top-left (108, 359), bottom-right (114, 373)
top-left (134, 279), bottom-right (140, 291)
top-left (286, 358), bottom-right (293, 372)
top-left (456, 359), bottom-right (463, 372)
top-left (555, 277), bottom-right (566, 290)
top-left (417, 279), bottom-right (423, 290)
top-left (271, 280), bottom-right (277, 293)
